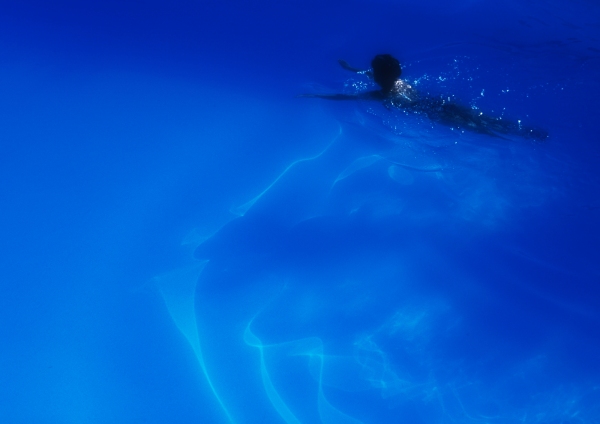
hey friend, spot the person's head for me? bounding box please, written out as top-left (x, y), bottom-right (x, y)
top-left (371, 54), bottom-right (401, 92)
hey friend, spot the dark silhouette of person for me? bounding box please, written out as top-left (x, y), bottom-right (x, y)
top-left (300, 54), bottom-right (548, 140)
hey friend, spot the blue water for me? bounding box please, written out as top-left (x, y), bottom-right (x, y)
top-left (1, 1), bottom-right (599, 423)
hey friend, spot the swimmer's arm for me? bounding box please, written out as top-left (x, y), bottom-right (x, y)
top-left (338, 60), bottom-right (373, 78)
top-left (338, 59), bottom-right (363, 73)
top-left (297, 91), bottom-right (384, 101)
top-left (297, 93), bottom-right (360, 100)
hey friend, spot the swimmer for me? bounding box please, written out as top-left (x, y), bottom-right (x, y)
top-left (300, 54), bottom-right (548, 140)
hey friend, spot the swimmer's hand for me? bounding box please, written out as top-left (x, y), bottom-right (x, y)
top-left (296, 93), bottom-right (318, 98)
top-left (338, 59), bottom-right (364, 73)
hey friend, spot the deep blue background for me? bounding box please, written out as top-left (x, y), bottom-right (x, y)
top-left (1, 1), bottom-right (599, 423)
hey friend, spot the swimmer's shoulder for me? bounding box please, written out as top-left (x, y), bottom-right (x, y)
top-left (391, 79), bottom-right (419, 104)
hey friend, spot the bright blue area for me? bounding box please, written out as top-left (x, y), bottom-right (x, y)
top-left (1, 1), bottom-right (599, 423)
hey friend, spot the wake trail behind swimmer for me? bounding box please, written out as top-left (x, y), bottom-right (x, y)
top-left (299, 54), bottom-right (548, 141)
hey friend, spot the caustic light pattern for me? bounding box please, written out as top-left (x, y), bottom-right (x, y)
top-left (155, 120), bottom-right (599, 423)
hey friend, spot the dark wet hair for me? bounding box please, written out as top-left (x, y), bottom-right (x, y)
top-left (371, 54), bottom-right (401, 92)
